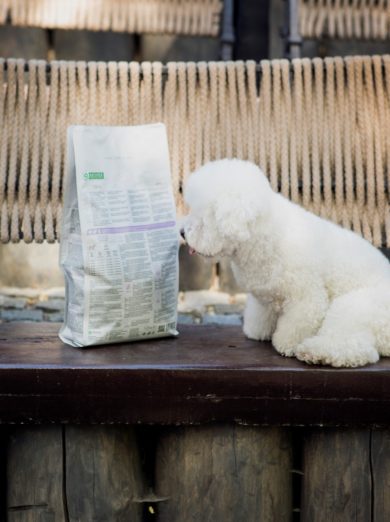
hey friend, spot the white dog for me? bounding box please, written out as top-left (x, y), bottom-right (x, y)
top-left (181, 159), bottom-right (390, 367)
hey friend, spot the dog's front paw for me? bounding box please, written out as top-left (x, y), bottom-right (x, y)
top-left (243, 322), bottom-right (270, 341)
top-left (296, 334), bottom-right (379, 367)
top-left (271, 330), bottom-right (296, 357)
top-left (243, 295), bottom-right (277, 341)
top-left (243, 314), bottom-right (274, 341)
top-left (243, 323), bottom-right (260, 341)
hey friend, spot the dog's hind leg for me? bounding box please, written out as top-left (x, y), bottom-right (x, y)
top-left (243, 294), bottom-right (278, 341)
top-left (296, 331), bottom-right (378, 367)
top-left (295, 287), bottom-right (385, 367)
top-left (363, 285), bottom-right (390, 357)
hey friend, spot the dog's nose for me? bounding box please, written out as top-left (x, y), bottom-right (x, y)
top-left (180, 228), bottom-right (186, 240)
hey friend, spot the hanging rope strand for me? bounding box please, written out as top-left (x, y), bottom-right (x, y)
top-left (0, 57), bottom-right (388, 247)
top-left (299, 0), bottom-right (390, 39)
top-left (0, 0), bottom-right (223, 36)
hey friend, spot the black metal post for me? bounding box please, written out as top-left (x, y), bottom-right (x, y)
top-left (284, 0), bottom-right (302, 59)
top-left (220, 0), bottom-right (235, 60)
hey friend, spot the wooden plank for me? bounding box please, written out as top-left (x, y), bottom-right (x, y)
top-left (0, 323), bottom-right (389, 425)
top-left (0, 427), bottom-right (6, 522)
top-left (7, 426), bottom-right (66, 522)
top-left (371, 429), bottom-right (390, 522)
top-left (65, 426), bottom-right (143, 521)
top-left (156, 425), bottom-right (292, 521)
top-left (301, 429), bottom-right (371, 521)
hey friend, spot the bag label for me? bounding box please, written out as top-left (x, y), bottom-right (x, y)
top-left (59, 124), bottom-right (179, 347)
top-left (83, 171), bottom-right (105, 180)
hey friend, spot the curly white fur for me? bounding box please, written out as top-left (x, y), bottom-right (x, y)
top-left (182, 159), bottom-right (390, 367)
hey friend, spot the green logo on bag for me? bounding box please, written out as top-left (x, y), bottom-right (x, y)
top-left (83, 172), bottom-right (104, 180)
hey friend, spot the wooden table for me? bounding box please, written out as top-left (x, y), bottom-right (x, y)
top-left (0, 322), bottom-right (389, 426)
top-left (2, 322), bottom-right (390, 521)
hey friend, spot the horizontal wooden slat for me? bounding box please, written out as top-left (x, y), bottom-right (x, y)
top-left (0, 322), bottom-right (389, 425)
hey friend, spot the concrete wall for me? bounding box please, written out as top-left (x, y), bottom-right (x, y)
top-left (0, 243), bottom-right (63, 288)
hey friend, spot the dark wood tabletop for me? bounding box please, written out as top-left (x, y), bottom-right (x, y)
top-left (0, 322), bottom-right (389, 426)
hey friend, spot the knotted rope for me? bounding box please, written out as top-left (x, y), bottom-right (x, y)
top-left (0, 56), bottom-right (389, 247)
top-left (299, 0), bottom-right (390, 39)
top-left (0, 0), bottom-right (222, 36)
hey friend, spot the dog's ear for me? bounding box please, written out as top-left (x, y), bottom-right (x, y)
top-left (214, 191), bottom-right (264, 242)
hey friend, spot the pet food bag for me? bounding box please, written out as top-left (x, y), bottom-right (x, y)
top-left (59, 124), bottom-right (179, 347)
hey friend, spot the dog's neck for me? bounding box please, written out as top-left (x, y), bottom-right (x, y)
top-left (229, 214), bottom-right (285, 302)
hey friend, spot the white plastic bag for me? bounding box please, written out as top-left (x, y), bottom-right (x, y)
top-left (59, 124), bottom-right (179, 347)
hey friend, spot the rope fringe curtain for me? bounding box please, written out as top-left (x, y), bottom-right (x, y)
top-left (299, 0), bottom-right (390, 39)
top-left (0, 56), bottom-right (389, 246)
top-left (0, 0), bottom-right (222, 36)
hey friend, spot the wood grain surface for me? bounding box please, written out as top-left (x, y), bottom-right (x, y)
top-left (370, 429), bottom-right (390, 522)
top-left (65, 426), bottom-right (144, 522)
top-left (301, 429), bottom-right (371, 522)
top-left (0, 323), bottom-right (389, 425)
top-left (156, 425), bottom-right (292, 522)
top-left (7, 426), bottom-right (66, 522)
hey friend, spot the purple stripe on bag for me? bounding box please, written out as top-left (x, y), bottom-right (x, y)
top-left (86, 221), bottom-right (176, 235)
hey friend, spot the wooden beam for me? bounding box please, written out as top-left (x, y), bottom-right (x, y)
top-left (65, 426), bottom-right (144, 521)
top-left (7, 426), bottom-right (66, 522)
top-left (370, 429), bottom-right (390, 522)
top-left (0, 323), bottom-right (389, 426)
top-left (301, 429), bottom-right (371, 521)
top-left (156, 425), bottom-right (292, 521)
